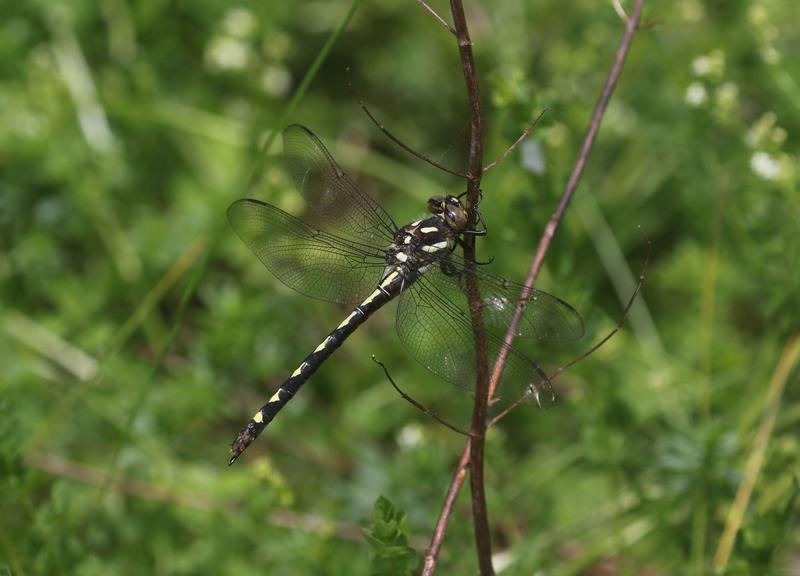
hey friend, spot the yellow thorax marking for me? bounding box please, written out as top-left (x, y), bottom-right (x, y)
top-left (422, 240), bottom-right (449, 253)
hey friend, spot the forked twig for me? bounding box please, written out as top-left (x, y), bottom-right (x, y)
top-left (422, 1), bottom-right (647, 573)
top-left (422, 445), bottom-right (471, 573)
top-left (422, 227), bottom-right (652, 574)
top-left (482, 109), bottom-right (547, 174)
top-left (446, 0), bottom-right (494, 573)
top-left (360, 99), bottom-right (469, 178)
top-left (489, 227), bottom-right (651, 427)
top-left (612, 0), bottom-right (660, 29)
top-left (372, 355), bottom-right (471, 436)
top-left (399, 0), bottom-right (499, 572)
top-left (415, 0), bottom-right (456, 35)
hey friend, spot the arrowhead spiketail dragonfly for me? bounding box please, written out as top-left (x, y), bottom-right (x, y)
top-left (227, 124), bottom-right (584, 464)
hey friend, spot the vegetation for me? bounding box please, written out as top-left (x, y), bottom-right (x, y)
top-left (1, 0), bottom-right (798, 574)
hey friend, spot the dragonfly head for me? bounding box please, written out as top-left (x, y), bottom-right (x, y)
top-left (427, 195), bottom-right (468, 232)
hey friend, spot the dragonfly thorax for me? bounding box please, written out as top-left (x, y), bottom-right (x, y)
top-left (386, 215), bottom-right (457, 275)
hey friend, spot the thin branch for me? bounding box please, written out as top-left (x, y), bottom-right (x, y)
top-left (482, 108), bottom-right (547, 174)
top-left (422, 1), bottom-right (646, 573)
top-left (489, 227), bottom-right (651, 427)
top-left (447, 0), bottom-right (494, 573)
top-left (422, 445), bottom-right (471, 573)
top-left (421, 230), bottom-right (649, 568)
top-left (372, 355), bottom-right (471, 436)
top-left (359, 97), bottom-right (469, 179)
top-left (346, 67), bottom-right (468, 178)
top-left (487, 0), bottom-right (645, 398)
top-left (612, 0), bottom-right (660, 29)
top-left (416, 0), bottom-right (457, 35)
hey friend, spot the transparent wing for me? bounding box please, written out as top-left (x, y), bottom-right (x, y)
top-left (228, 199), bottom-right (386, 304)
top-left (282, 124), bottom-right (398, 245)
top-left (441, 253), bottom-right (585, 342)
top-left (396, 268), bottom-right (556, 409)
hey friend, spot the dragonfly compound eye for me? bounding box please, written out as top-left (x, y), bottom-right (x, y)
top-left (444, 196), bottom-right (468, 230)
top-left (427, 196), bottom-right (445, 214)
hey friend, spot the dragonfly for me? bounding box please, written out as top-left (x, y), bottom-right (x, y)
top-left (227, 124), bottom-right (584, 465)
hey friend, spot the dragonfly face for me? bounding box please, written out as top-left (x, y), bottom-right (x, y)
top-left (427, 195), bottom-right (469, 232)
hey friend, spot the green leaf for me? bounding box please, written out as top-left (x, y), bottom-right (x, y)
top-left (364, 496), bottom-right (418, 576)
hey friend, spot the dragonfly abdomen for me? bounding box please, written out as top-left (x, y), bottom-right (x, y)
top-left (229, 269), bottom-right (405, 465)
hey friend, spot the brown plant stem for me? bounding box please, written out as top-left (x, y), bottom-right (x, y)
top-left (421, 1), bottom-right (646, 573)
top-left (421, 228), bottom-right (649, 572)
top-left (423, 444), bottom-right (472, 574)
top-left (447, 0), bottom-right (495, 573)
top-left (489, 228), bottom-right (651, 426)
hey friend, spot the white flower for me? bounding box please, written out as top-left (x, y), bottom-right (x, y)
top-left (205, 37), bottom-right (252, 72)
top-left (685, 82), bottom-right (708, 107)
top-left (750, 151), bottom-right (782, 181)
top-left (691, 49), bottom-right (725, 78)
top-left (691, 56), bottom-right (712, 76)
top-left (397, 424), bottom-right (424, 449)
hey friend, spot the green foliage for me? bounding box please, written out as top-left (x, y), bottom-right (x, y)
top-left (1, 0), bottom-right (799, 574)
top-left (365, 496), bottom-right (418, 576)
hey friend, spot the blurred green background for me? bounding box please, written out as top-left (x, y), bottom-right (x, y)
top-left (1, 0), bottom-right (798, 574)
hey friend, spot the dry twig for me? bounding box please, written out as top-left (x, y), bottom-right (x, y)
top-left (416, 0), bottom-right (457, 34)
top-left (444, 0), bottom-right (495, 573)
top-left (489, 228), bottom-right (651, 426)
top-left (482, 109), bottom-right (547, 174)
top-left (422, 1), bottom-right (647, 573)
top-left (372, 355), bottom-right (471, 436)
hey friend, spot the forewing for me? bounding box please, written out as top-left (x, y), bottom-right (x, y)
top-left (228, 199), bottom-right (386, 304)
top-left (282, 124), bottom-right (397, 245)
